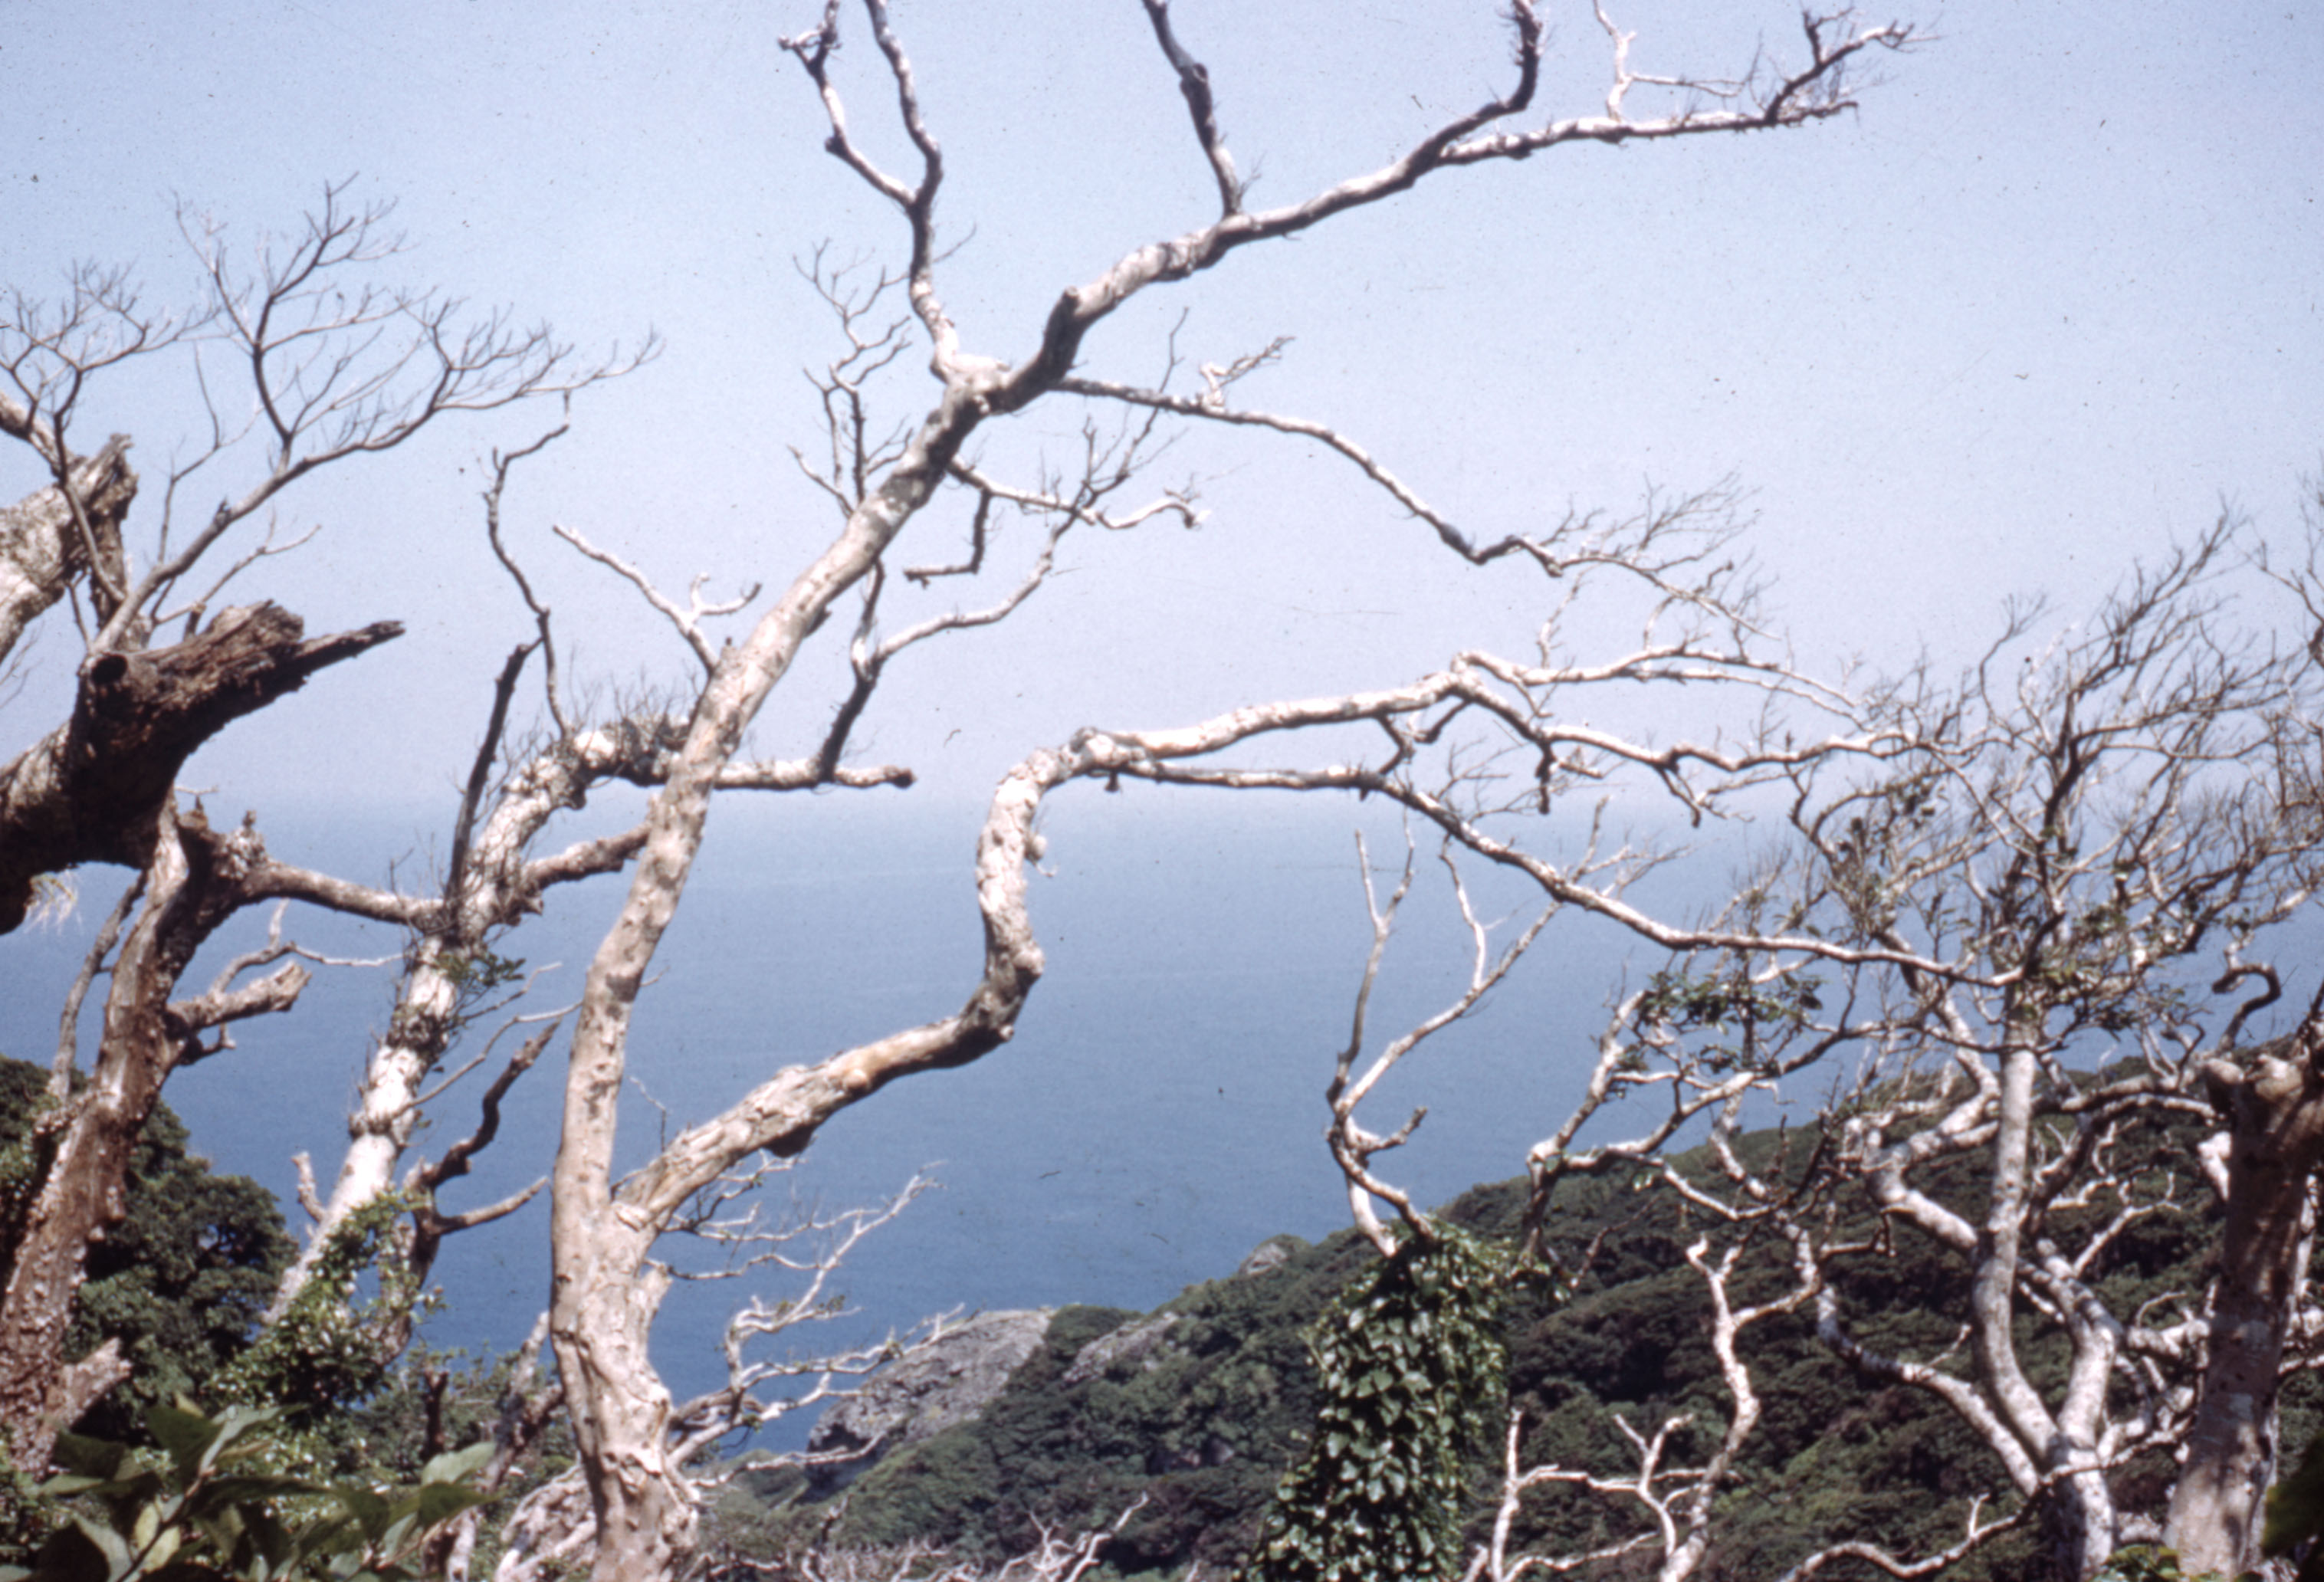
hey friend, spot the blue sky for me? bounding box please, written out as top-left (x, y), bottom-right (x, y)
top-left (5, 2), bottom-right (2318, 819)
top-left (4, 2), bottom-right (2323, 1373)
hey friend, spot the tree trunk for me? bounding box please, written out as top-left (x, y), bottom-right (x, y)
top-left (268, 942), bottom-right (465, 1318)
top-left (0, 608), bottom-right (399, 1467)
top-left (0, 812), bottom-right (206, 1469)
top-left (551, 1222), bottom-right (684, 1578)
top-left (1977, 1039), bottom-right (2121, 1581)
top-left (550, 740), bottom-right (1054, 1581)
top-left (549, 363), bottom-right (993, 1582)
top-left (2165, 1042), bottom-right (2324, 1576)
top-left (269, 704), bottom-right (676, 1321)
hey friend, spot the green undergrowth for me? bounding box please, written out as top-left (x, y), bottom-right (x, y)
top-left (721, 1103), bottom-right (2296, 1582)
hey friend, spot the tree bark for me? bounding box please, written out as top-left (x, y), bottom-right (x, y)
top-left (0, 807), bottom-right (223, 1469)
top-left (0, 438), bottom-right (136, 668)
top-left (1966, 1038), bottom-right (2121, 1581)
top-left (535, 9), bottom-right (1919, 1571)
top-left (269, 719), bottom-right (665, 1316)
top-left (0, 606), bottom-right (400, 1468)
top-left (553, 732), bottom-right (1053, 1580)
top-left (2165, 1041), bottom-right (2324, 1576)
top-left (0, 602), bottom-right (401, 932)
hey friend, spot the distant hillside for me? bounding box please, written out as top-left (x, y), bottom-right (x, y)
top-left (709, 1118), bottom-right (2304, 1580)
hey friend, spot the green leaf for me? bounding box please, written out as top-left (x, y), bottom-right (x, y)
top-left (144, 1406), bottom-right (225, 1481)
top-left (330, 1484), bottom-right (396, 1545)
top-left (62, 1511), bottom-right (132, 1579)
top-left (201, 1406), bottom-right (283, 1474)
top-left (292, 1511), bottom-right (362, 1562)
top-left (33, 1476), bottom-right (112, 1500)
top-left (186, 1474), bottom-right (330, 1520)
top-left (375, 1508), bottom-right (422, 1560)
top-left (47, 1434), bottom-right (132, 1485)
top-left (415, 1439), bottom-right (492, 1491)
top-left (138, 1527), bottom-right (181, 1576)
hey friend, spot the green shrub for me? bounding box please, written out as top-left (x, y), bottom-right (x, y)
top-left (2, 1399), bottom-right (489, 1582)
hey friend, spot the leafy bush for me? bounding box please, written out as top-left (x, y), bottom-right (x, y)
top-left (2, 1400), bottom-right (489, 1582)
top-left (209, 1194), bottom-right (425, 1426)
top-left (746, 1102), bottom-right (2278, 1582)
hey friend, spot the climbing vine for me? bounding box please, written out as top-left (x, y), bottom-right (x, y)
top-left (1242, 1223), bottom-right (1509, 1582)
top-left (212, 1193), bottom-right (426, 1423)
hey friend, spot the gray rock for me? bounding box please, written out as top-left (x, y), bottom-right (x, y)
top-left (1059, 1312), bottom-right (1179, 1385)
top-left (1234, 1235), bottom-right (1301, 1279)
top-left (806, 1308), bottom-right (1053, 1495)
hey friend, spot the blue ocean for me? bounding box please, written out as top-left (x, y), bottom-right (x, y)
top-left (0, 788), bottom-right (1669, 1434)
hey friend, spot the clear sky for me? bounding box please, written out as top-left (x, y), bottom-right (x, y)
top-left (4, 2), bottom-right (2323, 1376)
top-left (5, 1), bottom-right (2319, 819)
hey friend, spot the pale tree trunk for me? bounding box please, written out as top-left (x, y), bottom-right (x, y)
top-left (0, 187), bottom-right (632, 1469)
top-left (0, 825), bottom-right (190, 1468)
top-left (553, 730), bottom-right (1056, 1577)
top-left (268, 938), bottom-right (472, 1319)
top-left (272, 671), bottom-right (537, 1313)
top-left (538, 5), bottom-right (1915, 1574)
top-left (1975, 1039), bottom-right (2119, 1581)
top-left (0, 437), bottom-right (136, 666)
top-left (274, 703), bottom-right (906, 1328)
top-left (2165, 1041), bottom-right (2324, 1576)
top-left (550, 336), bottom-right (995, 1577)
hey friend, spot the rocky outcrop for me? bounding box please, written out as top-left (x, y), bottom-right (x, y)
top-left (1234, 1235), bottom-right (1302, 1279)
top-left (1059, 1313), bottom-right (1180, 1385)
top-left (806, 1308), bottom-right (1053, 1495)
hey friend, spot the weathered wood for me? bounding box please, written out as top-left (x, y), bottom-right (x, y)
top-left (0, 602), bottom-right (402, 932)
top-left (2165, 1042), bottom-right (2324, 1575)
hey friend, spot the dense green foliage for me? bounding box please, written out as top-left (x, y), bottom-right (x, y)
top-left (0, 1058), bottom-right (294, 1444)
top-left (1242, 1224), bottom-right (1508, 1582)
top-left (724, 1237), bottom-right (1377, 1574)
top-left (734, 1107), bottom-right (2296, 1582)
top-left (0, 1039), bottom-right (2306, 1580)
top-left (212, 1196), bottom-right (423, 1424)
top-left (5, 1400), bottom-right (490, 1582)
top-left (0, 1055), bottom-right (563, 1574)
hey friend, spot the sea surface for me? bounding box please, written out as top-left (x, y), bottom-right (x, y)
top-left (2, 786), bottom-right (1683, 1437)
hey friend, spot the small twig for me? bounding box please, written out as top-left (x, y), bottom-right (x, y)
top-left (553, 522), bottom-right (757, 673)
top-left (484, 415), bottom-right (573, 732)
top-left (1140, 0), bottom-right (1244, 214)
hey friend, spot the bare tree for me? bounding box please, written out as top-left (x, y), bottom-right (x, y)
top-left (513, 2), bottom-right (1919, 1577)
top-left (1433, 511), bottom-right (2324, 1580)
top-left (724, 1498), bottom-right (1157, 1582)
top-left (0, 2), bottom-right (1929, 1571)
top-left (0, 184), bottom-right (645, 1469)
